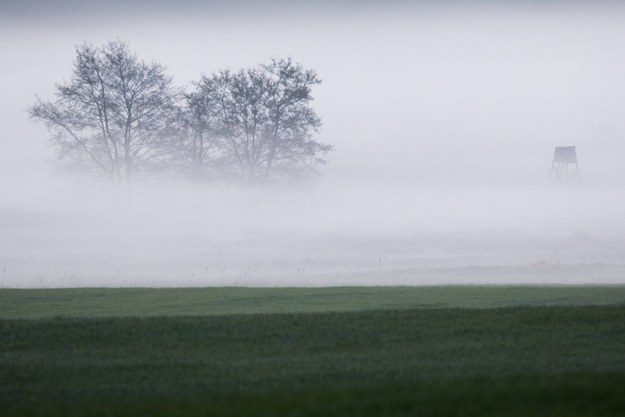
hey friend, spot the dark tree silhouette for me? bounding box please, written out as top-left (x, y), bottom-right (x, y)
top-left (29, 41), bottom-right (175, 181)
top-left (172, 78), bottom-right (223, 182)
top-left (198, 59), bottom-right (332, 183)
top-left (30, 41), bottom-right (331, 184)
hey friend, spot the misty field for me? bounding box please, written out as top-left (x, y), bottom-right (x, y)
top-left (2, 287), bottom-right (625, 416)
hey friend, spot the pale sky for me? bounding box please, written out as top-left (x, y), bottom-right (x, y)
top-left (1, 0), bottom-right (625, 186)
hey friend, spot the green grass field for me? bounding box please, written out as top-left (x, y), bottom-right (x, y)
top-left (2, 286), bottom-right (625, 416)
top-left (3, 285), bottom-right (625, 318)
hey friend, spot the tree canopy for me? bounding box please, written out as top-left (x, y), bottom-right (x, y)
top-left (29, 41), bottom-right (331, 184)
top-left (30, 41), bottom-right (175, 181)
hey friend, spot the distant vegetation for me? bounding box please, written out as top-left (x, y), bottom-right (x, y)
top-left (29, 41), bottom-right (331, 184)
top-left (1, 287), bottom-right (625, 416)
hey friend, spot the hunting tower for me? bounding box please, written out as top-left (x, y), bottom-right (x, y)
top-left (549, 146), bottom-right (580, 185)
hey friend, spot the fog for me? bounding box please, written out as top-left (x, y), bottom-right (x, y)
top-left (1, 1), bottom-right (625, 287)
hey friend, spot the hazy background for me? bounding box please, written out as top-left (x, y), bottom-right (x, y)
top-left (1, 0), bottom-right (625, 287)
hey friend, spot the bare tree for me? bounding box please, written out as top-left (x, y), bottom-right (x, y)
top-left (262, 58), bottom-right (331, 179)
top-left (30, 44), bottom-right (331, 184)
top-left (173, 78), bottom-right (223, 182)
top-left (29, 41), bottom-right (175, 181)
top-left (205, 59), bottom-right (332, 183)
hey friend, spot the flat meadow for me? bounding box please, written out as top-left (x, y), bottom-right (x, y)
top-left (2, 286), bottom-right (625, 416)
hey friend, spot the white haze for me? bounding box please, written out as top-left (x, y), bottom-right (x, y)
top-left (1, 1), bottom-right (625, 287)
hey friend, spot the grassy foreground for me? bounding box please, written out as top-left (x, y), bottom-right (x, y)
top-left (2, 287), bottom-right (625, 416)
top-left (2, 285), bottom-right (625, 318)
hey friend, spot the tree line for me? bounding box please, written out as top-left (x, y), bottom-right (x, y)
top-left (29, 41), bottom-right (332, 183)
